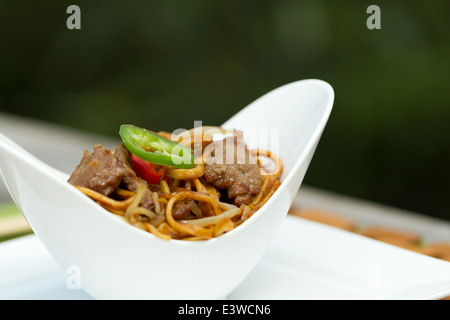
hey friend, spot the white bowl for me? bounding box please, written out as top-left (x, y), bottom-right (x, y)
top-left (0, 79), bottom-right (334, 299)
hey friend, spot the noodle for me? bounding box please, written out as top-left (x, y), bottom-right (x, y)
top-left (214, 218), bottom-right (235, 237)
top-left (151, 192), bottom-right (162, 214)
top-left (165, 164), bottom-right (204, 180)
top-left (250, 149), bottom-right (283, 179)
top-left (125, 183), bottom-right (147, 220)
top-left (251, 179), bottom-right (281, 211)
top-left (159, 179), bottom-right (171, 194)
top-left (144, 223), bottom-right (172, 241)
top-left (193, 178), bottom-right (208, 193)
top-left (170, 126), bottom-right (230, 146)
top-left (165, 190), bottom-right (226, 238)
top-left (238, 204), bottom-right (251, 222)
top-left (180, 207), bottom-right (242, 227)
top-left (75, 186), bottom-right (135, 213)
top-left (249, 175), bottom-right (271, 207)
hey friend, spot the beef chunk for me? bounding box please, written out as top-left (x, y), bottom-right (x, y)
top-left (172, 200), bottom-right (193, 220)
top-left (68, 145), bottom-right (125, 196)
top-left (113, 143), bottom-right (155, 210)
top-left (202, 131), bottom-right (262, 206)
top-left (69, 143), bottom-right (155, 211)
top-left (113, 142), bottom-right (141, 191)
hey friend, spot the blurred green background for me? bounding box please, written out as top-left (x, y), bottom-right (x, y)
top-left (0, 0), bottom-right (449, 221)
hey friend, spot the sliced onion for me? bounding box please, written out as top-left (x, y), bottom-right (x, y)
top-left (180, 207), bottom-right (241, 227)
top-left (218, 201), bottom-right (237, 210)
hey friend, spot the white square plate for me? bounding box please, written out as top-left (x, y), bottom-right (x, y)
top-left (1, 214), bottom-right (450, 300)
top-left (231, 215), bottom-right (450, 299)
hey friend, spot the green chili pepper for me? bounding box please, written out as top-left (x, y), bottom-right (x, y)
top-left (119, 124), bottom-right (194, 169)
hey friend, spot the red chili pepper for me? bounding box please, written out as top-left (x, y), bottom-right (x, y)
top-left (131, 154), bottom-right (169, 185)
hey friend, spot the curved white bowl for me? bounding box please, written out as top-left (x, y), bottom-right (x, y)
top-left (0, 79), bottom-right (334, 299)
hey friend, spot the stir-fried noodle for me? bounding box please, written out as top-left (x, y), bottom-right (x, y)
top-left (70, 127), bottom-right (282, 241)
